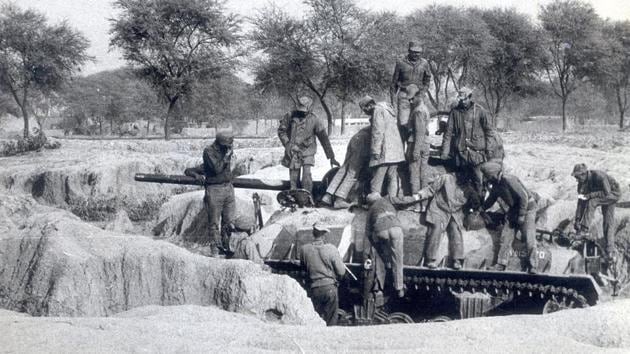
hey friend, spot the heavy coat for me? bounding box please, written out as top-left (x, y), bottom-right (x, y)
top-left (441, 102), bottom-right (496, 166)
top-left (419, 174), bottom-right (472, 228)
top-left (390, 56), bottom-right (432, 104)
top-left (369, 102), bottom-right (405, 168)
top-left (278, 111), bottom-right (335, 169)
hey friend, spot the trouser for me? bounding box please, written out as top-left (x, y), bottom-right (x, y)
top-left (575, 194), bottom-right (619, 254)
top-left (204, 183), bottom-right (236, 247)
top-left (396, 91), bottom-right (411, 141)
top-left (408, 153), bottom-right (429, 194)
top-left (310, 284), bottom-right (339, 326)
top-left (289, 164), bottom-right (313, 194)
top-left (496, 208), bottom-right (537, 269)
top-left (425, 216), bottom-right (464, 262)
top-left (374, 226), bottom-right (404, 291)
top-left (371, 164), bottom-right (399, 196)
top-left (326, 163), bottom-right (359, 200)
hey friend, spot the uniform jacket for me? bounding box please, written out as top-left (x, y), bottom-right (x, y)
top-left (278, 111), bottom-right (335, 168)
top-left (579, 170), bottom-right (621, 200)
top-left (420, 174), bottom-right (470, 227)
top-left (390, 56), bottom-right (432, 103)
top-left (408, 101), bottom-right (430, 160)
top-left (345, 126), bottom-right (371, 172)
top-left (441, 102), bottom-right (496, 166)
top-left (367, 195), bottom-right (419, 233)
top-left (483, 174), bottom-right (536, 222)
top-left (202, 142), bottom-right (232, 184)
top-left (300, 239), bottom-right (345, 289)
top-left (369, 102), bottom-right (405, 167)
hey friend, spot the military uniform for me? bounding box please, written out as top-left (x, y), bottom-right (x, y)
top-left (418, 174), bottom-right (473, 267)
top-left (300, 227), bottom-right (345, 326)
top-left (441, 101), bottom-right (497, 201)
top-left (573, 167), bottom-right (621, 256)
top-left (202, 141), bottom-right (235, 254)
top-left (390, 56), bottom-right (432, 136)
top-left (325, 126), bottom-right (371, 204)
top-left (407, 90), bottom-right (431, 194)
top-left (366, 193), bottom-right (420, 293)
top-left (368, 102), bottom-right (405, 197)
top-left (482, 169), bottom-right (538, 271)
top-left (278, 107), bottom-right (335, 195)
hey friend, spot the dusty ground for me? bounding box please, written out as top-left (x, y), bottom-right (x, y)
top-left (2, 130), bottom-right (630, 352)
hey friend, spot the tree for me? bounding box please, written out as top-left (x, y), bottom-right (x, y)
top-left (539, 0), bottom-right (603, 131)
top-left (0, 4), bottom-right (91, 138)
top-left (594, 20), bottom-right (630, 129)
top-left (472, 8), bottom-right (546, 126)
top-left (406, 6), bottom-right (495, 111)
top-left (110, 0), bottom-right (240, 139)
top-left (251, 0), bottom-right (390, 134)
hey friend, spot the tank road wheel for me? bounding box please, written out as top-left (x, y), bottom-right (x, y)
top-left (336, 309), bottom-right (353, 326)
top-left (387, 312), bottom-right (414, 324)
top-left (542, 294), bottom-right (588, 314)
top-left (428, 315), bottom-right (453, 323)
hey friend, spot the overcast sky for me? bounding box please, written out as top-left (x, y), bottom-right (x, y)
top-left (9, 0), bottom-right (630, 76)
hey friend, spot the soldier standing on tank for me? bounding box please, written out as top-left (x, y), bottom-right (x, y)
top-left (417, 173), bottom-right (475, 270)
top-left (479, 161), bottom-right (539, 273)
top-left (440, 87), bottom-right (497, 206)
top-left (359, 95), bottom-right (405, 197)
top-left (390, 41), bottom-right (432, 142)
top-left (278, 96), bottom-right (339, 196)
top-left (300, 222), bottom-right (346, 326)
top-left (572, 163), bottom-right (621, 261)
top-left (185, 131), bottom-right (236, 257)
top-left (405, 84), bottom-right (431, 208)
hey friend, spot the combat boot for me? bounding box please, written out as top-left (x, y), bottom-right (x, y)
top-left (333, 198), bottom-right (352, 209)
top-left (451, 259), bottom-right (463, 270)
top-left (320, 193), bottom-right (333, 206)
top-left (425, 260), bottom-right (439, 269)
top-left (493, 264), bottom-right (506, 271)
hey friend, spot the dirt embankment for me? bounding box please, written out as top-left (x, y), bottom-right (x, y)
top-left (0, 193), bottom-right (321, 325)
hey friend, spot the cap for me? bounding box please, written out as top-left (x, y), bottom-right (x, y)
top-left (479, 161), bottom-right (503, 178)
top-left (216, 130), bottom-right (234, 146)
top-left (571, 163), bottom-right (588, 177)
top-left (296, 96), bottom-right (313, 113)
top-left (458, 86), bottom-right (473, 98)
top-left (408, 41), bottom-right (422, 52)
top-left (405, 84), bottom-right (420, 98)
top-left (358, 95), bottom-right (375, 110)
top-left (366, 192), bottom-right (381, 204)
top-left (313, 221), bottom-right (330, 234)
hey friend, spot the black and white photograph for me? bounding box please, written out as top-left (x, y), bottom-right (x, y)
top-left (1, 0), bottom-right (629, 352)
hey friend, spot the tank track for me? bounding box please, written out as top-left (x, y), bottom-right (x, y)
top-left (266, 260), bottom-right (598, 314)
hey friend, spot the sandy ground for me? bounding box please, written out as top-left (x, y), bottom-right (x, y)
top-left (2, 300), bottom-right (630, 353)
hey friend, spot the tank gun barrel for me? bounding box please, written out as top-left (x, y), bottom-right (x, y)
top-left (135, 173), bottom-right (306, 191)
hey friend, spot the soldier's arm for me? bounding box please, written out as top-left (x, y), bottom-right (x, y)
top-left (418, 174), bottom-right (447, 200)
top-left (371, 108), bottom-right (385, 157)
top-left (585, 172), bottom-right (609, 199)
top-left (315, 117), bottom-right (335, 160)
top-left (388, 195), bottom-right (421, 206)
top-left (507, 177), bottom-right (529, 218)
top-left (277, 112), bottom-right (291, 147)
top-left (184, 164), bottom-right (203, 177)
top-left (440, 112), bottom-right (454, 159)
top-left (329, 247), bottom-right (346, 280)
top-left (203, 148), bottom-right (227, 174)
top-left (390, 62), bottom-right (401, 106)
top-left (479, 107), bottom-right (496, 148)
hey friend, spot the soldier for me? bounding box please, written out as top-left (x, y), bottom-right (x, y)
top-left (185, 130), bottom-right (236, 257)
top-left (479, 162), bottom-right (538, 273)
top-left (417, 173), bottom-right (476, 269)
top-left (405, 84), bottom-right (431, 206)
top-left (366, 192), bottom-right (422, 297)
top-left (390, 41), bottom-right (432, 140)
top-left (300, 222), bottom-right (346, 326)
top-left (359, 96), bottom-right (405, 197)
top-left (321, 126), bottom-right (371, 208)
top-left (278, 96), bottom-right (339, 195)
top-left (440, 87), bottom-right (497, 205)
top-left (572, 163), bottom-right (621, 260)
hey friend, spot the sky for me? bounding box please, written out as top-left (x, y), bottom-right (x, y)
top-left (9, 0), bottom-right (630, 77)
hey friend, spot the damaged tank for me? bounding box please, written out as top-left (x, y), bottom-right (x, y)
top-left (135, 169), bottom-right (606, 325)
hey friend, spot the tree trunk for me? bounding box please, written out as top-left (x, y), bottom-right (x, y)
top-left (256, 117), bottom-right (259, 135)
top-left (164, 98), bottom-right (178, 140)
top-left (620, 109), bottom-right (625, 130)
top-left (617, 86), bottom-right (626, 129)
top-left (317, 96), bottom-right (334, 136)
top-left (99, 120), bottom-right (103, 136)
top-left (561, 96), bottom-right (568, 132)
top-left (20, 104), bottom-right (30, 139)
top-left (340, 100), bottom-right (346, 136)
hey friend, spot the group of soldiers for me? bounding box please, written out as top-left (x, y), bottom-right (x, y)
top-left (185, 41), bottom-right (622, 326)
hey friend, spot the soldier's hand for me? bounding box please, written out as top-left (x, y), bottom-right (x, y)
top-left (194, 174), bottom-right (205, 184)
top-left (290, 144), bottom-right (301, 153)
top-left (330, 158), bottom-right (340, 168)
top-left (577, 194), bottom-right (588, 201)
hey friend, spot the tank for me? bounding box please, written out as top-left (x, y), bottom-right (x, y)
top-left (135, 169), bottom-right (606, 324)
